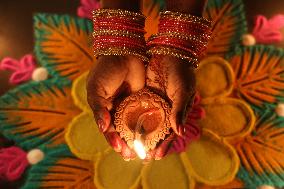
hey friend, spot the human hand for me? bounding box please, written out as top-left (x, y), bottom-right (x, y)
top-left (145, 55), bottom-right (196, 160)
top-left (86, 55), bottom-right (145, 160)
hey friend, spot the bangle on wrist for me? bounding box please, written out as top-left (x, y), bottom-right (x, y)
top-left (92, 9), bottom-right (149, 62)
top-left (147, 11), bottom-right (212, 67)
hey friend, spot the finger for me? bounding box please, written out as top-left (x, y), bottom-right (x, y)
top-left (167, 63), bottom-right (196, 136)
top-left (187, 105), bottom-right (205, 120)
top-left (105, 125), bottom-right (137, 160)
top-left (104, 126), bottom-right (123, 152)
top-left (183, 93), bottom-right (196, 121)
top-left (169, 92), bottom-right (194, 136)
top-left (144, 150), bottom-right (156, 163)
top-left (87, 56), bottom-right (128, 132)
top-left (154, 133), bottom-right (176, 160)
top-left (104, 132), bottom-right (123, 152)
top-left (125, 56), bottom-right (146, 93)
top-left (120, 141), bottom-right (136, 161)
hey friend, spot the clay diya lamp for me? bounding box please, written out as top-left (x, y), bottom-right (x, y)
top-left (114, 88), bottom-right (171, 159)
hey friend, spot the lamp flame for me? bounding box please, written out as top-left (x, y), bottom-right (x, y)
top-left (133, 139), bottom-right (146, 159)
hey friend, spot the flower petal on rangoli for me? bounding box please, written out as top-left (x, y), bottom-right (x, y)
top-left (229, 46), bottom-right (284, 109)
top-left (95, 150), bottom-right (142, 189)
top-left (141, 153), bottom-right (195, 189)
top-left (22, 145), bottom-right (96, 189)
top-left (196, 57), bottom-right (234, 99)
top-left (34, 14), bottom-right (95, 81)
top-left (0, 79), bottom-right (80, 150)
top-left (72, 71), bottom-right (90, 111)
top-left (143, 0), bottom-right (159, 39)
top-left (181, 129), bottom-right (239, 185)
top-left (203, 0), bottom-right (247, 57)
top-left (65, 112), bottom-right (109, 161)
top-left (196, 177), bottom-right (244, 189)
top-left (236, 110), bottom-right (284, 188)
top-left (199, 97), bottom-right (255, 139)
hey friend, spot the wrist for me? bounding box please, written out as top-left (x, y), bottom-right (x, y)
top-left (147, 11), bottom-right (212, 68)
top-left (92, 9), bottom-right (148, 62)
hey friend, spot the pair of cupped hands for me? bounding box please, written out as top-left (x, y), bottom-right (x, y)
top-left (87, 54), bottom-right (196, 161)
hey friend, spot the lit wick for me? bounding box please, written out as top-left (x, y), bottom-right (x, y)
top-left (133, 114), bottom-right (146, 160)
top-left (133, 108), bottom-right (158, 160)
top-left (133, 139), bottom-right (146, 159)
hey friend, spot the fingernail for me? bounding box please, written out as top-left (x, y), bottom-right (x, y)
top-left (121, 144), bottom-right (133, 159)
top-left (113, 141), bottom-right (122, 152)
top-left (178, 125), bottom-right (185, 136)
top-left (155, 156), bottom-right (162, 160)
top-left (97, 119), bottom-right (106, 132)
top-left (123, 157), bottom-right (130, 161)
top-left (106, 133), bottom-right (122, 152)
top-left (154, 150), bottom-right (163, 160)
top-left (145, 151), bottom-right (153, 161)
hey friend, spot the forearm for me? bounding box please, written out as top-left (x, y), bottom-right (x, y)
top-left (166, 0), bottom-right (207, 16)
top-left (101, 0), bottom-right (140, 12)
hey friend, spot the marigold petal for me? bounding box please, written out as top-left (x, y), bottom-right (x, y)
top-left (199, 97), bottom-right (255, 139)
top-left (65, 112), bottom-right (109, 160)
top-left (196, 57), bottom-right (234, 99)
top-left (95, 150), bottom-right (142, 189)
top-left (141, 153), bottom-right (195, 189)
top-left (181, 129), bottom-right (239, 185)
top-left (72, 71), bottom-right (90, 111)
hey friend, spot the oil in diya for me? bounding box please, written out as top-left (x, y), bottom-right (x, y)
top-left (114, 88), bottom-right (172, 159)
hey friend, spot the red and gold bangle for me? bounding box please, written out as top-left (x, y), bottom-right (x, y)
top-left (92, 9), bottom-right (148, 62)
top-left (148, 46), bottom-right (199, 68)
top-left (147, 11), bottom-right (212, 67)
top-left (93, 29), bottom-right (144, 40)
top-left (159, 11), bottom-right (211, 27)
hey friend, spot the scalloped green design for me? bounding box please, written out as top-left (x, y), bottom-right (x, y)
top-left (22, 145), bottom-right (95, 189)
top-left (0, 79), bottom-right (80, 150)
top-left (204, 0), bottom-right (247, 57)
top-left (227, 45), bottom-right (284, 110)
top-left (34, 14), bottom-right (95, 81)
top-left (236, 109), bottom-right (284, 188)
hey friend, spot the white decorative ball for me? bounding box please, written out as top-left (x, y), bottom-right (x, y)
top-left (32, 67), bottom-right (49, 81)
top-left (242, 34), bottom-right (256, 46)
top-left (27, 149), bottom-right (45, 165)
top-left (275, 103), bottom-right (284, 117)
top-left (258, 185), bottom-right (275, 189)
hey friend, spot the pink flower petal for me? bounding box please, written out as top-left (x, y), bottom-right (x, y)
top-left (10, 71), bottom-right (32, 84)
top-left (0, 58), bottom-right (19, 71)
top-left (77, 7), bottom-right (92, 19)
top-left (20, 54), bottom-right (36, 70)
top-left (253, 15), bottom-right (268, 34)
top-left (77, 0), bottom-right (101, 19)
top-left (252, 14), bottom-right (284, 44)
top-left (268, 15), bottom-right (284, 29)
top-left (0, 146), bottom-right (29, 181)
top-left (0, 54), bottom-right (36, 84)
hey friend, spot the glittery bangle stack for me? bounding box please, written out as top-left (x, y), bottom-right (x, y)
top-left (92, 9), bottom-right (148, 62)
top-left (147, 11), bottom-right (212, 67)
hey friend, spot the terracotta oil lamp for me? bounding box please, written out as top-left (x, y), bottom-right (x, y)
top-left (114, 88), bottom-right (171, 159)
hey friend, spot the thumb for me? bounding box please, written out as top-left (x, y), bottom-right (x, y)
top-left (86, 74), bottom-right (112, 132)
top-left (88, 97), bottom-right (112, 133)
top-left (86, 56), bottom-right (128, 132)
